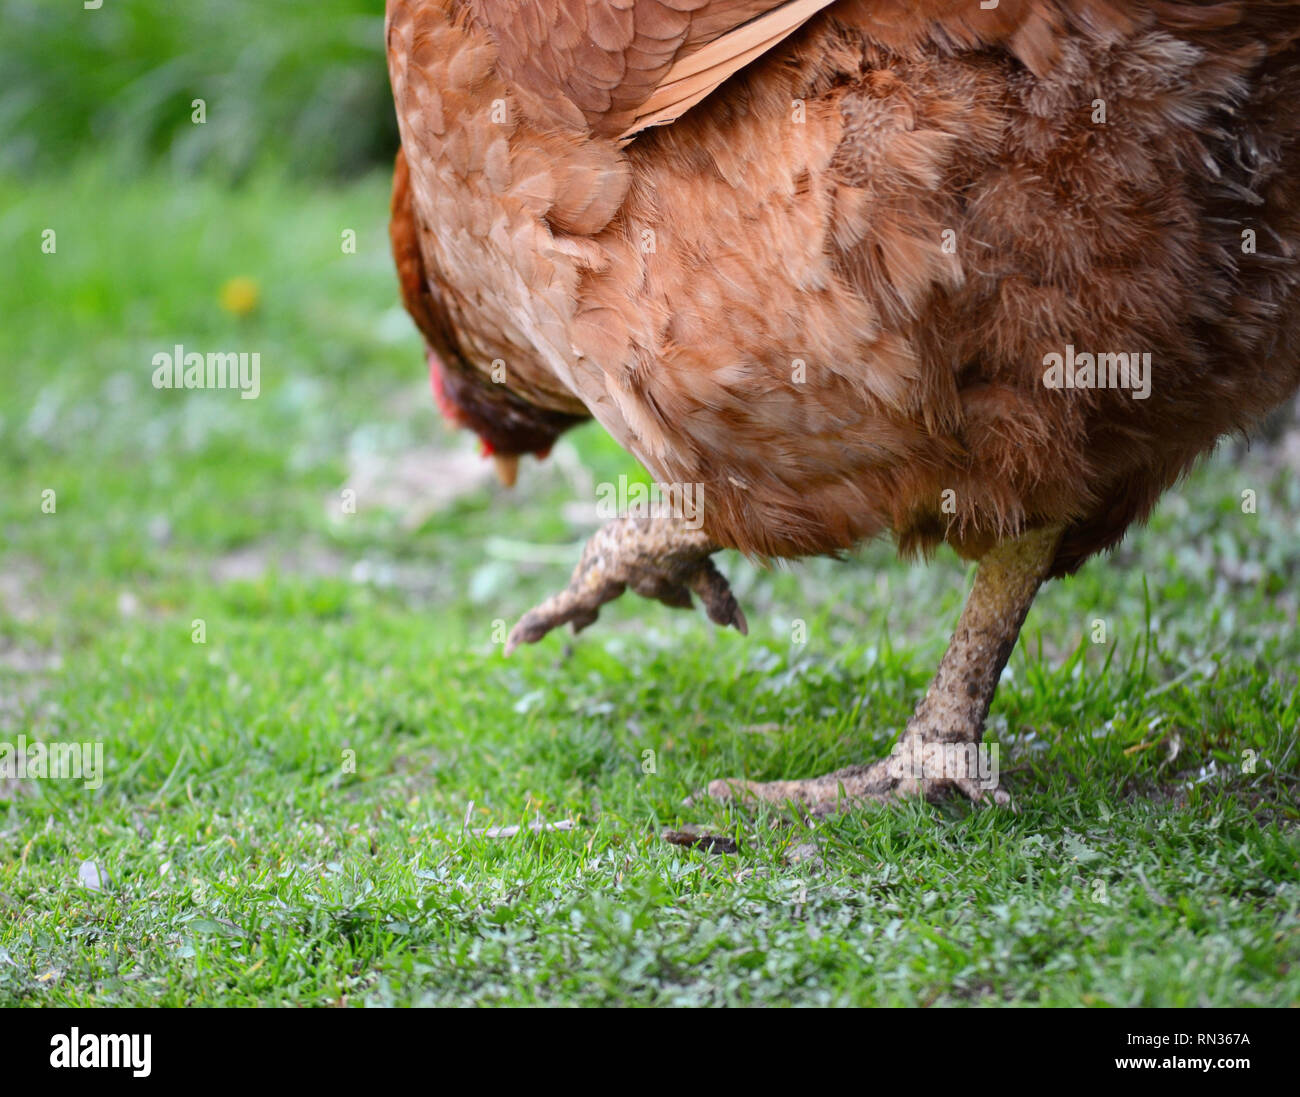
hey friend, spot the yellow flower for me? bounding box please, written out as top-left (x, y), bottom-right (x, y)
top-left (219, 276), bottom-right (260, 316)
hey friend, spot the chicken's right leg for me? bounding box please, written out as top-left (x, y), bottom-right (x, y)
top-left (504, 510), bottom-right (747, 654)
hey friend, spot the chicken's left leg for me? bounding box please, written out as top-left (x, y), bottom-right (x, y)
top-left (706, 525), bottom-right (1063, 813)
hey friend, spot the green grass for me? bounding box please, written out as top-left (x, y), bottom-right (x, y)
top-left (0, 0), bottom-right (394, 179)
top-left (0, 165), bottom-right (1297, 1006)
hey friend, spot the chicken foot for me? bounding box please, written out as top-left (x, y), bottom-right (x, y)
top-left (705, 524), bottom-right (1064, 814)
top-left (504, 510), bottom-right (748, 655)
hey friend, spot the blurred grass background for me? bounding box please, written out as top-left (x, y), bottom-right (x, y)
top-left (0, 0), bottom-right (395, 179)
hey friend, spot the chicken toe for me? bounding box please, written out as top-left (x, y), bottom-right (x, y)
top-left (702, 738), bottom-right (1012, 816)
top-left (504, 510), bottom-right (747, 655)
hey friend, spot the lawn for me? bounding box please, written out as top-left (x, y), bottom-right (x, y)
top-left (0, 165), bottom-right (1297, 1006)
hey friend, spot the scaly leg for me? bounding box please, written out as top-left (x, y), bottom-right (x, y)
top-left (504, 510), bottom-right (747, 655)
top-left (706, 525), bottom-right (1063, 813)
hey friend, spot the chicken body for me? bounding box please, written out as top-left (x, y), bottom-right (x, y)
top-left (388, 0), bottom-right (1300, 807)
top-left (389, 0), bottom-right (1300, 574)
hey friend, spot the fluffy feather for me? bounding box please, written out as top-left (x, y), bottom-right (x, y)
top-left (387, 0), bottom-right (1300, 575)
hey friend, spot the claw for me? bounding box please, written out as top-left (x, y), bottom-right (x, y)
top-left (504, 511), bottom-right (747, 655)
top-left (687, 557), bottom-right (748, 635)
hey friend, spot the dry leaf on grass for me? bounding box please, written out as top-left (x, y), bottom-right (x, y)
top-left (662, 827), bottom-right (738, 854)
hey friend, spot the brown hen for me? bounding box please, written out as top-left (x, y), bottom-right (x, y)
top-left (387, 0), bottom-right (1300, 810)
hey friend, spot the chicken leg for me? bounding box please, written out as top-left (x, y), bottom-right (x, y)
top-left (504, 509), bottom-right (748, 655)
top-left (707, 524), bottom-right (1064, 813)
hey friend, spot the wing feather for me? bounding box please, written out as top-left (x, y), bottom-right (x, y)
top-left (618, 0), bottom-right (836, 140)
top-left (474, 0), bottom-right (828, 137)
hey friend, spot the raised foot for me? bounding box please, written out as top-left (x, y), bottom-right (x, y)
top-left (505, 510), bottom-right (747, 654)
top-left (703, 737), bottom-right (1011, 815)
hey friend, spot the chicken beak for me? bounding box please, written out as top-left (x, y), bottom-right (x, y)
top-left (493, 454), bottom-right (520, 488)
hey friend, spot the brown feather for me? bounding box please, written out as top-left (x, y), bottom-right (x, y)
top-left (388, 0), bottom-right (1300, 574)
